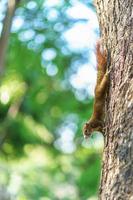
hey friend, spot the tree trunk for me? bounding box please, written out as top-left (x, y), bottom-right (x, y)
top-left (95, 0), bottom-right (133, 199)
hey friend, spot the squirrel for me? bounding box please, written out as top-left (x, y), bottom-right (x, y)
top-left (83, 41), bottom-right (109, 138)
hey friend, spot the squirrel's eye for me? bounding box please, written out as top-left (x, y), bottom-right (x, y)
top-left (84, 129), bottom-right (88, 134)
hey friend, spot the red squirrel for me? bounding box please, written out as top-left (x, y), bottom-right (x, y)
top-left (83, 41), bottom-right (109, 138)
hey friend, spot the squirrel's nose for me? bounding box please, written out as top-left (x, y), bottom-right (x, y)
top-left (84, 134), bottom-right (89, 139)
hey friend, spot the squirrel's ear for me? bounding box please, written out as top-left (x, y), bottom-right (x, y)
top-left (90, 122), bottom-right (97, 128)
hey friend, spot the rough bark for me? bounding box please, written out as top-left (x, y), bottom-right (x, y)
top-left (95, 0), bottom-right (133, 199)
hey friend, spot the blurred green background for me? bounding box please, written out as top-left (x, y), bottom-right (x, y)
top-left (0, 0), bottom-right (104, 199)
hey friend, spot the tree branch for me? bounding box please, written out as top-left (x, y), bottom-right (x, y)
top-left (0, 0), bottom-right (20, 74)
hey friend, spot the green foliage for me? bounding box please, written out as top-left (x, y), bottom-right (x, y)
top-left (0, 0), bottom-right (102, 199)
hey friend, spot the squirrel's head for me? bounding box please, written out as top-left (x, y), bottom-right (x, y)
top-left (83, 120), bottom-right (103, 139)
top-left (83, 122), bottom-right (95, 138)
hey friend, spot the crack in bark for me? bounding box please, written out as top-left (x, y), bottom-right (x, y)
top-left (95, 0), bottom-right (133, 199)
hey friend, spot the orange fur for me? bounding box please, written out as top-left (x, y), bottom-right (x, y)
top-left (83, 41), bottom-right (109, 138)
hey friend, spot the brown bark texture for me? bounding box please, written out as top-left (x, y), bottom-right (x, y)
top-left (95, 0), bottom-right (133, 199)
